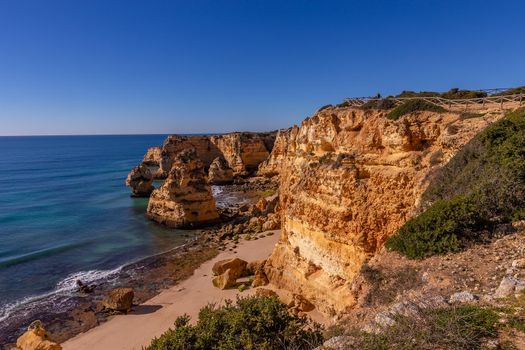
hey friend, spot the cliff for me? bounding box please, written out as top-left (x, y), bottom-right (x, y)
top-left (136, 132), bottom-right (276, 181)
top-left (210, 132), bottom-right (276, 175)
top-left (146, 148), bottom-right (220, 228)
top-left (257, 128), bottom-right (291, 177)
top-left (264, 106), bottom-right (504, 315)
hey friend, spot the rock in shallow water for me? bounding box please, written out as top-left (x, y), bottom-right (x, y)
top-left (125, 163), bottom-right (154, 197)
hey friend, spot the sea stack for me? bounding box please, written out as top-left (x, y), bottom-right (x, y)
top-left (146, 148), bottom-right (220, 228)
top-left (125, 163), bottom-right (154, 197)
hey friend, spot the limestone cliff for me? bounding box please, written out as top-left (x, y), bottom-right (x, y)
top-left (138, 132), bottom-right (276, 180)
top-left (264, 107), bottom-right (504, 315)
top-left (257, 128), bottom-right (292, 177)
top-left (142, 146), bottom-right (162, 166)
top-left (146, 148), bottom-right (220, 228)
top-left (208, 157), bottom-right (234, 185)
top-left (210, 132), bottom-right (276, 175)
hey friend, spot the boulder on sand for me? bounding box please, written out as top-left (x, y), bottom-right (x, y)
top-left (16, 320), bottom-right (62, 350)
top-left (212, 258), bottom-right (248, 277)
top-left (212, 269), bottom-right (238, 290)
top-left (102, 288), bottom-right (134, 313)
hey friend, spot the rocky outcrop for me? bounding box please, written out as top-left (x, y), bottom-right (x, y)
top-left (132, 132), bottom-right (276, 183)
top-left (102, 288), bottom-right (134, 313)
top-left (142, 146), bottom-right (162, 166)
top-left (208, 157), bottom-right (234, 185)
top-left (125, 163), bottom-right (154, 197)
top-left (16, 320), bottom-right (62, 350)
top-left (158, 136), bottom-right (222, 178)
top-left (210, 132), bottom-right (276, 175)
top-left (146, 149), bottom-right (220, 228)
top-left (257, 128), bottom-right (292, 177)
top-left (265, 107), bottom-right (504, 315)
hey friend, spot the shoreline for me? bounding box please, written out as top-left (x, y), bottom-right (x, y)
top-left (62, 230), bottom-right (327, 350)
top-left (0, 231), bottom-right (217, 348)
top-left (1, 182), bottom-right (275, 349)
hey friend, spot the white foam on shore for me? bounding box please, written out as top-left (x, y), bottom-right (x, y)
top-left (0, 266), bottom-right (122, 323)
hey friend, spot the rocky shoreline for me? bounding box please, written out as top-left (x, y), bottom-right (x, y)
top-left (3, 175), bottom-right (279, 349)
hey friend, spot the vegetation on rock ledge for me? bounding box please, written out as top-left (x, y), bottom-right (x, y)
top-left (386, 108), bottom-right (525, 258)
top-left (387, 99), bottom-right (446, 120)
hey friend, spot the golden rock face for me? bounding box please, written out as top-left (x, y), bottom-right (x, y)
top-left (146, 149), bottom-right (220, 228)
top-left (264, 107), bottom-right (503, 315)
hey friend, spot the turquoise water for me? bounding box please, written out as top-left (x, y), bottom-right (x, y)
top-left (0, 135), bottom-right (193, 324)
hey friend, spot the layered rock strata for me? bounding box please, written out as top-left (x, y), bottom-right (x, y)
top-left (264, 107), bottom-right (504, 315)
top-left (210, 132), bottom-right (276, 175)
top-left (133, 132), bottom-right (276, 182)
top-left (146, 148), bottom-right (220, 228)
top-left (257, 128), bottom-right (292, 177)
top-left (125, 163), bottom-right (154, 197)
top-left (142, 146), bottom-right (162, 166)
top-left (208, 157), bottom-right (234, 185)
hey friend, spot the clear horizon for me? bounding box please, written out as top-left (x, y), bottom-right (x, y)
top-left (1, 0), bottom-right (524, 136)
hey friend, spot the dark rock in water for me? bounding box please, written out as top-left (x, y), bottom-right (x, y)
top-left (76, 280), bottom-right (95, 294)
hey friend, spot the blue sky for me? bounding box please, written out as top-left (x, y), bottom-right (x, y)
top-left (0, 0), bottom-right (523, 136)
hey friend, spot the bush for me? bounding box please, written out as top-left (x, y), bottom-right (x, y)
top-left (358, 305), bottom-right (499, 350)
top-left (387, 100), bottom-right (446, 120)
top-left (396, 88), bottom-right (487, 99)
top-left (386, 108), bottom-right (525, 258)
top-left (145, 296), bottom-right (324, 350)
top-left (360, 98), bottom-right (396, 111)
top-left (440, 88), bottom-right (487, 99)
top-left (494, 86), bottom-right (525, 96)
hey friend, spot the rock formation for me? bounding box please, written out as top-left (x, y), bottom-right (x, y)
top-left (210, 132), bottom-right (276, 175)
top-left (157, 136), bottom-right (222, 178)
top-left (142, 146), bottom-right (162, 166)
top-left (264, 107), bottom-right (504, 315)
top-left (102, 288), bottom-right (134, 313)
top-left (208, 157), bottom-right (234, 185)
top-left (16, 320), bottom-right (62, 350)
top-left (129, 132), bottom-right (277, 184)
top-left (146, 148), bottom-right (220, 228)
top-left (257, 128), bottom-right (292, 177)
top-left (125, 163), bottom-right (154, 197)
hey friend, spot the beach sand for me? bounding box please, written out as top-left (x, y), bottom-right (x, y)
top-left (63, 230), bottom-right (325, 350)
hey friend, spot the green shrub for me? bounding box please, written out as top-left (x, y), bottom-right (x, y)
top-left (145, 296), bottom-right (324, 350)
top-left (441, 88), bottom-right (487, 99)
top-left (360, 98), bottom-right (396, 111)
top-left (387, 100), bottom-right (446, 120)
top-left (494, 86), bottom-right (525, 96)
top-left (387, 108), bottom-right (525, 258)
top-left (350, 305), bottom-right (498, 350)
top-left (459, 112), bottom-right (485, 120)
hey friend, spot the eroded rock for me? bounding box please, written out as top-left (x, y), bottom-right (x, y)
top-left (125, 163), bottom-right (154, 197)
top-left (212, 258), bottom-right (248, 277)
top-left (146, 148), bottom-right (220, 228)
top-left (16, 320), bottom-right (62, 350)
top-left (264, 107), bottom-right (505, 314)
top-left (208, 157), bottom-right (234, 185)
top-left (102, 288), bottom-right (134, 313)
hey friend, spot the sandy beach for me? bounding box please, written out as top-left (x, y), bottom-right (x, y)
top-left (63, 230), bottom-right (321, 350)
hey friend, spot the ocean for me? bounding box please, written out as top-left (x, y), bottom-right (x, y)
top-left (0, 135), bottom-right (195, 330)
